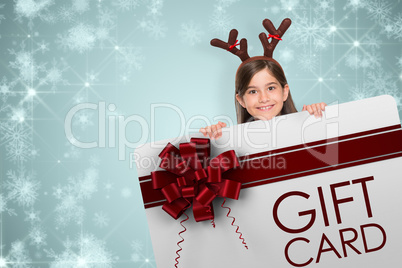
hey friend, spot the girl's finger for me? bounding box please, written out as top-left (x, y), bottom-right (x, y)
top-left (216, 127), bottom-right (222, 139)
top-left (306, 105), bottom-right (313, 115)
top-left (318, 104), bottom-right (323, 117)
top-left (199, 128), bottom-right (206, 137)
top-left (302, 105), bottom-right (306, 111)
top-left (205, 126), bottom-right (212, 138)
top-left (218, 121), bottom-right (227, 128)
top-left (211, 125), bottom-right (217, 139)
top-left (320, 102), bottom-right (326, 111)
top-left (311, 104), bottom-right (319, 117)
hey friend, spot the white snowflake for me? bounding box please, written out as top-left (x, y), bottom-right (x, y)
top-left (14, 0), bottom-right (55, 28)
top-left (41, 58), bottom-right (69, 92)
top-left (64, 140), bottom-right (82, 159)
top-left (391, 13), bottom-right (402, 40)
top-left (349, 83), bottom-right (376, 101)
top-left (209, 11), bottom-right (233, 36)
top-left (0, 4), bottom-right (5, 24)
top-left (93, 211), bottom-right (110, 228)
top-left (298, 53), bottom-right (318, 72)
top-left (6, 168), bottom-right (40, 207)
top-left (179, 21), bottom-right (204, 46)
top-left (383, 21), bottom-right (395, 38)
top-left (1, 120), bottom-right (37, 163)
top-left (35, 39), bottom-right (50, 54)
top-left (0, 193), bottom-right (16, 216)
top-left (72, 0), bottom-right (90, 13)
top-left (366, 69), bottom-right (398, 96)
top-left (86, 70), bottom-right (100, 83)
top-left (57, 5), bottom-right (76, 22)
top-left (217, 0), bottom-right (239, 6)
top-left (54, 168), bottom-right (99, 227)
top-left (345, 50), bottom-right (381, 70)
top-left (137, 18), bottom-right (148, 31)
top-left (8, 104), bottom-right (29, 122)
top-left (88, 154), bottom-right (100, 166)
top-left (363, 32), bottom-right (382, 50)
top-left (72, 107), bottom-right (95, 130)
top-left (366, 0), bottom-right (392, 25)
top-left (113, 0), bottom-right (140, 11)
top-left (72, 168), bottom-right (99, 200)
top-left (95, 25), bottom-right (113, 49)
top-left (24, 208), bottom-right (41, 223)
top-left (55, 187), bottom-right (85, 226)
top-left (0, 76), bottom-right (17, 102)
top-left (47, 233), bottom-right (114, 268)
top-left (280, 0), bottom-right (300, 11)
top-left (264, 5), bottom-right (281, 14)
top-left (147, 0), bottom-right (164, 17)
top-left (131, 252), bottom-right (141, 262)
top-left (6, 240), bottom-right (33, 268)
top-left (97, 8), bottom-right (115, 27)
top-left (103, 181), bottom-right (113, 192)
top-left (343, 0), bottom-right (367, 11)
top-left (147, 19), bottom-right (167, 40)
top-left (57, 23), bottom-right (97, 53)
top-left (277, 47), bottom-right (295, 64)
top-left (117, 47), bottom-right (144, 75)
top-left (121, 187), bottom-right (132, 198)
top-left (9, 44), bottom-right (46, 83)
top-left (29, 225), bottom-right (47, 248)
top-left (313, 0), bottom-right (334, 15)
top-left (289, 12), bottom-right (331, 50)
top-left (52, 184), bottom-right (64, 199)
top-left (131, 240), bottom-right (143, 253)
top-left (397, 55), bottom-right (402, 69)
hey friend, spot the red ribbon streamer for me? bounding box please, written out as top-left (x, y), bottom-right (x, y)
top-left (175, 212), bottom-right (189, 268)
top-left (228, 40), bottom-right (240, 51)
top-left (268, 34), bottom-right (282, 41)
top-left (221, 197), bottom-right (248, 249)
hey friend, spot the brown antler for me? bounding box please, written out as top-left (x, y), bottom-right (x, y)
top-left (259, 18), bottom-right (292, 58)
top-left (210, 29), bottom-right (250, 62)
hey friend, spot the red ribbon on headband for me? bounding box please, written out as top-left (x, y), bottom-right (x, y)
top-left (151, 138), bottom-right (242, 222)
top-left (228, 40), bottom-right (240, 51)
top-left (268, 34), bottom-right (282, 41)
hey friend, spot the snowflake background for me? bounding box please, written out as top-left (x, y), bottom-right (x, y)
top-left (0, 0), bottom-right (401, 267)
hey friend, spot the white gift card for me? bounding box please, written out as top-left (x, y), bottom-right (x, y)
top-left (135, 95), bottom-right (402, 268)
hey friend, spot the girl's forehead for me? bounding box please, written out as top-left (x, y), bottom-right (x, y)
top-left (249, 68), bottom-right (277, 83)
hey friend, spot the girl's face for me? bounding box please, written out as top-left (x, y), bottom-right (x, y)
top-left (236, 68), bottom-right (289, 121)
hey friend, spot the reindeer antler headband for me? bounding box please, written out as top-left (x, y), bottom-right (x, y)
top-left (210, 18), bottom-right (292, 71)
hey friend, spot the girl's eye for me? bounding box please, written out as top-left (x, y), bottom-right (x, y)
top-left (248, 89), bottom-right (257, 94)
top-left (268, 86), bottom-right (275, 91)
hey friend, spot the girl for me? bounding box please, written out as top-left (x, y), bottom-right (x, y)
top-left (200, 18), bottom-right (326, 139)
top-left (200, 59), bottom-right (326, 139)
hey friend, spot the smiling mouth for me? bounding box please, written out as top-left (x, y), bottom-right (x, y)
top-left (257, 105), bottom-right (274, 111)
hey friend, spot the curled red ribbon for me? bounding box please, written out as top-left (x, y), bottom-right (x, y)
top-left (174, 212), bottom-right (188, 268)
top-left (151, 138), bottom-right (242, 222)
top-left (221, 197), bottom-right (248, 249)
top-left (268, 34), bottom-right (282, 41)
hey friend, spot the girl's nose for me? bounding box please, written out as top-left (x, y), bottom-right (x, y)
top-left (259, 91), bottom-right (270, 103)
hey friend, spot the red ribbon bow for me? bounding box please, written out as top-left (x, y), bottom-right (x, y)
top-left (151, 138), bottom-right (241, 222)
top-left (228, 40), bottom-right (240, 51)
top-left (268, 34), bottom-right (282, 41)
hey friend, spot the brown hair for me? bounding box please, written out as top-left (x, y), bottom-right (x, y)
top-left (235, 60), bottom-right (297, 124)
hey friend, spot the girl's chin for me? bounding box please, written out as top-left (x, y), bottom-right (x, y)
top-left (252, 114), bottom-right (274, 121)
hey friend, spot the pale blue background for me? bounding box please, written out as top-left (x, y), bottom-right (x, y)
top-left (0, 0), bottom-right (401, 267)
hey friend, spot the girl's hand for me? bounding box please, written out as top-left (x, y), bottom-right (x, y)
top-left (199, 121), bottom-right (227, 140)
top-left (302, 102), bottom-right (327, 118)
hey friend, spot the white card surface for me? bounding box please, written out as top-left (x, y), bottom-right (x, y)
top-left (136, 95), bottom-right (402, 267)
